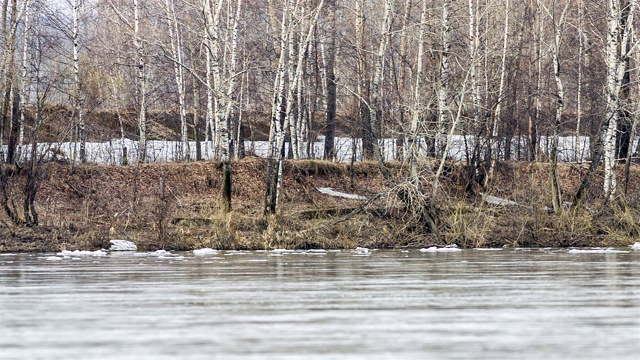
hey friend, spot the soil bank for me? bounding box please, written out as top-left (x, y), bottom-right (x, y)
top-left (1, 158), bottom-right (639, 252)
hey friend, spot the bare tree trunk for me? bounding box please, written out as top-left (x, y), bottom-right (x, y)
top-left (550, 0), bottom-right (570, 213)
top-left (369, 0), bottom-right (393, 180)
top-left (164, 0), bottom-right (189, 162)
top-left (73, 0), bottom-right (85, 163)
top-left (437, 0), bottom-right (451, 158)
top-left (18, 0), bottom-right (29, 148)
top-left (134, 0), bottom-right (146, 163)
top-left (193, 71), bottom-right (202, 161)
top-left (264, 0), bottom-right (291, 215)
top-left (603, 0), bottom-right (636, 200)
top-left (487, 0), bottom-right (510, 184)
top-left (409, 0), bottom-right (428, 179)
top-left (576, 0), bottom-right (584, 162)
top-left (323, 0), bottom-right (336, 161)
top-left (575, 0), bottom-right (636, 204)
top-left (355, 0), bottom-right (373, 161)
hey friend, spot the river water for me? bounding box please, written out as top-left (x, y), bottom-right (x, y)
top-left (0, 248), bottom-right (638, 360)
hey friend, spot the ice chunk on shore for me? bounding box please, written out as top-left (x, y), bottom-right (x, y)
top-left (420, 245), bottom-right (462, 253)
top-left (355, 247), bottom-right (370, 254)
top-left (109, 240), bottom-right (137, 251)
top-left (630, 242), bottom-right (640, 250)
top-left (193, 248), bottom-right (219, 256)
top-left (57, 250), bottom-right (107, 257)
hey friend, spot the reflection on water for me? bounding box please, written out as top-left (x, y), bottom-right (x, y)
top-left (0, 249), bottom-right (639, 360)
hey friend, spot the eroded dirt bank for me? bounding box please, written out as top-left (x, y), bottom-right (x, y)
top-left (1, 158), bottom-right (639, 252)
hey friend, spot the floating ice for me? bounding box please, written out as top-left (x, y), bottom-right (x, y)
top-left (272, 249), bottom-right (295, 254)
top-left (57, 250), bottom-right (107, 257)
top-left (44, 256), bottom-right (63, 261)
top-left (109, 240), bottom-right (137, 251)
top-left (317, 187), bottom-right (367, 200)
top-left (567, 248), bottom-right (628, 254)
top-left (306, 249), bottom-right (328, 254)
top-left (420, 245), bottom-right (462, 253)
top-left (134, 250), bottom-right (177, 257)
top-left (355, 247), bottom-right (370, 254)
top-left (630, 242), bottom-right (640, 250)
top-left (193, 248), bottom-right (219, 256)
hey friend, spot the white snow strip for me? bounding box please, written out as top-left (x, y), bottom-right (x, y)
top-left (567, 248), bottom-right (629, 254)
top-left (317, 187), bottom-right (367, 200)
top-left (420, 245), bottom-right (462, 253)
top-left (630, 242), bottom-right (640, 250)
top-left (193, 248), bottom-right (219, 256)
top-left (109, 240), bottom-right (137, 251)
top-left (57, 250), bottom-right (107, 257)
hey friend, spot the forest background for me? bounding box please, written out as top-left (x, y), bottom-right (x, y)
top-left (1, 0), bottom-right (640, 251)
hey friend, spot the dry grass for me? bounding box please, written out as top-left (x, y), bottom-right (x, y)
top-left (1, 158), bottom-right (640, 252)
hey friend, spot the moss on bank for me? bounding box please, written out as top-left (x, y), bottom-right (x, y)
top-left (0, 158), bottom-right (639, 252)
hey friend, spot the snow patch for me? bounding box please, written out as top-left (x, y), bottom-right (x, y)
top-left (630, 242), bottom-right (640, 250)
top-left (109, 240), bottom-right (137, 251)
top-left (193, 248), bottom-right (219, 256)
top-left (317, 187), bottom-right (367, 200)
top-left (420, 245), bottom-right (462, 253)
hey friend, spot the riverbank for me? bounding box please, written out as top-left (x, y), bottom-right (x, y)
top-left (1, 158), bottom-right (639, 252)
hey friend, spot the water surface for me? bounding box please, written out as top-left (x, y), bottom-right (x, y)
top-left (1, 248), bottom-right (639, 359)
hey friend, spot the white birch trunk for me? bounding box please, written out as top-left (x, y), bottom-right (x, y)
top-left (409, 0), bottom-right (428, 179)
top-left (73, 0), bottom-right (85, 163)
top-left (437, 0), bottom-right (451, 157)
top-left (134, 0), bottom-right (146, 163)
top-left (370, 0), bottom-right (393, 179)
top-left (18, 0), bottom-right (29, 146)
top-left (550, 1), bottom-right (570, 212)
top-left (604, 0), bottom-right (637, 199)
top-left (222, 0), bottom-right (242, 162)
top-left (164, 0), bottom-right (189, 161)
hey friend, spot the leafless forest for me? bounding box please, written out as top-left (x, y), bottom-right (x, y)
top-left (1, 0), bottom-right (639, 221)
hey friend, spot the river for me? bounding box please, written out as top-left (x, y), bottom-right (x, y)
top-left (1, 248), bottom-right (639, 360)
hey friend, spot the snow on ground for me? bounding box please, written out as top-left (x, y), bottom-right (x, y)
top-left (3, 135), bottom-right (608, 165)
top-left (317, 187), bottom-right (367, 200)
top-left (630, 242), bottom-right (640, 250)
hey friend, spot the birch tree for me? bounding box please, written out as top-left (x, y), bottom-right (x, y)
top-left (549, 0), bottom-right (571, 213)
top-left (437, 0), bottom-right (451, 158)
top-left (603, 0), bottom-right (636, 200)
top-left (369, 0), bottom-right (393, 180)
top-left (72, 0), bottom-right (86, 163)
